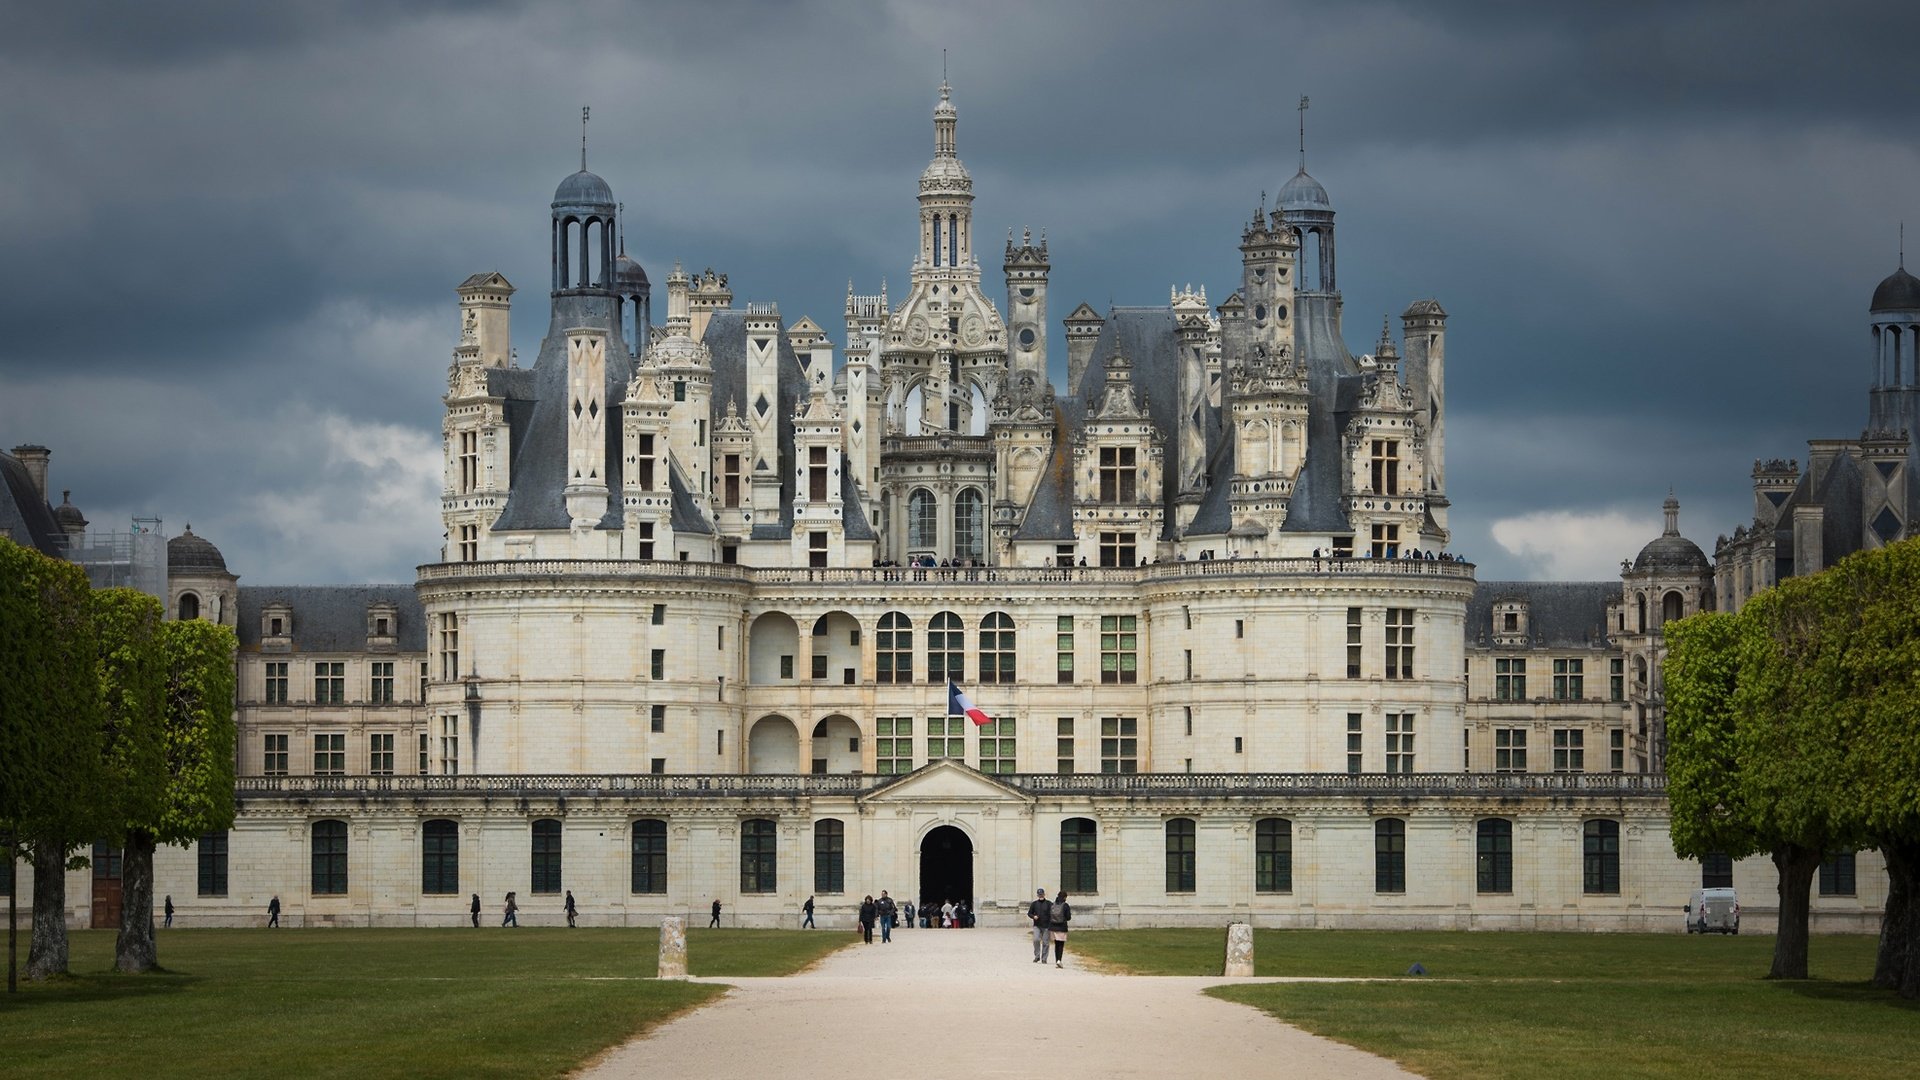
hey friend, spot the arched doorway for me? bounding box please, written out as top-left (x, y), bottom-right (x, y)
top-left (918, 824), bottom-right (973, 915)
top-left (747, 715), bottom-right (799, 774)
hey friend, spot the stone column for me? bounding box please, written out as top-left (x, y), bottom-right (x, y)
top-left (1224, 922), bottom-right (1254, 977)
top-left (658, 915), bottom-right (687, 979)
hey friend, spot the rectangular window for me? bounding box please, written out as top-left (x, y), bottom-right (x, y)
top-left (723, 454), bottom-right (741, 507)
top-left (814, 820), bottom-right (845, 894)
top-left (1610, 657), bottom-right (1625, 702)
top-left (1100, 716), bottom-right (1138, 774)
top-left (1495, 658), bottom-right (1526, 701)
top-left (1553, 658), bottom-right (1584, 701)
top-left (1384, 608), bottom-right (1414, 680)
top-left (1060, 819), bottom-right (1098, 893)
top-left (459, 523), bottom-right (478, 563)
top-left (1255, 819), bottom-right (1292, 893)
top-left (369, 733), bottom-right (394, 776)
top-left (650, 603), bottom-right (665, 626)
top-left (1346, 607), bottom-right (1362, 679)
top-left (263, 733), bottom-right (289, 777)
top-left (638, 433), bottom-right (657, 491)
top-left (1819, 851), bottom-right (1857, 896)
top-left (459, 430), bottom-right (479, 493)
top-left (1098, 445), bottom-right (1137, 502)
top-left (978, 718), bottom-right (1015, 774)
top-left (313, 662), bottom-right (345, 705)
top-left (311, 822), bottom-right (348, 896)
top-left (197, 831), bottom-right (229, 897)
top-left (1701, 852), bottom-right (1734, 889)
top-left (419, 732), bottom-right (429, 775)
top-left (1610, 729), bottom-right (1625, 773)
top-left (651, 649), bottom-right (665, 680)
top-left (875, 717), bottom-right (914, 775)
top-left (809, 446), bottom-right (828, 502)
top-left (1583, 820), bottom-right (1621, 895)
top-left (1056, 717), bottom-right (1074, 775)
top-left (1370, 522), bottom-right (1400, 558)
top-left (631, 820), bottom-right (667, 894)
top-left (926, 716), bottom-right (966, 762)
top-left (1235, 619), bottom-right (1244, 639)
top-left (740, 819), bottom-right (777, 893)
top-left (1463, 727), bottom-right (1471, 770)
top-left (1332, 535), bottom-right (1354, 559)
top-left (1375, 819), bottom-right (1407, 893)
top-left (780, 654), bottom-right (795, 680)
top-left (1369, 438), bottom-right (1400, 496)
top-left (1056, 616), bottom-right (1074, 684)
top-left (650, 705), bottom-right (666, 733)
top-left (1098, 531), bottom-right (1136, 568)
top-left (1476, 820), bottom-right (1514, 894)
top-left (1346, 713), bottom-right (1363, 774)
top-left (1553, 728), bottom-right (1585, 773)
top-left (265, 661), bottom-right (288, 704)
top-left (650, 757), bottom-right (666, 774)
top-left (1099, 615), bottom-right (1138, 684)
top-left (1184, 649), bottom-right (1192, 679)
top-left (1055, 544), bottom-right (1075, 568)
top-left (638, 522), bottom-right (655, 561)
top-left (674, 379), bottom-right (686, 402)
top-left (439, 613), bottom-right (460, 682)
top-left (418, 661), bottom-right (429, 703)
top-left (1385, 713), bottom-right (1415, 774)
top-left (440, 714), bottom-right (459, 776)
top-left (1495, 728), bottom-right (1527, 773)
top-left (531, 820), bottom-right (563, 895)
top-left (809, 531), bottom-right (827, 568)
top-left (1164, 819), bottom-right (1196, 893)
top-left (369, 661), bottom-right (394, 704)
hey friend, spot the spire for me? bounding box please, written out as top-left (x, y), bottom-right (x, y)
top-left (1297, 95), bottom-right (1310, 173)
top-left (933, 77), bottom-right (957, 156)
top-left (581, 105), bottom-right (590, 172)
top-left (618, 201), bottom-right (625, 254)
top-left (1663, 490), bottom-right (1680, 536)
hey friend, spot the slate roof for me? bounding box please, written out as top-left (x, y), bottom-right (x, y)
top-left (1466, 581), bottom-right (1620, 650)
top-left (236, 585), bottom-right (426, 652)
top-left (1769, 452), bottom-right (1866, 576)
top-left (491, 294), bottom-right (629, 532)
top-left (705, 311), bottom-right (809, 541)
top-left (0, 448), bottom-right (62, 556)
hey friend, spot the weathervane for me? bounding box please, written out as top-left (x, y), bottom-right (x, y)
top-left (581, 105), bottom-right (591, 171)
top-left (1298, 95), bottom-right (1310, 172)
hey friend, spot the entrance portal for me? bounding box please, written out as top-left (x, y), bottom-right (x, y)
top-left (918, 825), bottom-right (974, 917)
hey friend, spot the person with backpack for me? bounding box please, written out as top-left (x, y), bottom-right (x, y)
top-left (1027, 887), bottom-right (1051, 963)
top-left (502, 891), bottom-right (518, 927)
top-left (1048, 892), bottom-right (1072, 967)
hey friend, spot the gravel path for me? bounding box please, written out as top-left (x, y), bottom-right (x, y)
top-left (578, 926), bottom-right (1417, 1079)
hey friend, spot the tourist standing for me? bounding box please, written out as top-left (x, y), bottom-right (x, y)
top-left (1027, 887), bottom-right (1051, 963)
top-left (941, 900), bottom-right (953, 928)
top-left (802, 895), bottom-right (815, 928)
top-left (565, 889), bottom-right (578, 928)
top-left (163, 894), bottom-right (174, 929)
top-left (267, 894), bottom-right (280, 928)
top-left (877, 891), bottom-right (896, 943)
top-left (858, 895), bottom-right (876, 944)
top-left (902, 898), bottom-right (914, 930)
top-left (710, 898), bottom-right (722, 928)
top-left (1049, 892), bottom-right (1072, 967)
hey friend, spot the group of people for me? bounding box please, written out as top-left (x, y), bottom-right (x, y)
top-left (1027, 888), bottom-right (1073, 967)
top-left (854, 891), bottom-right (900, 942)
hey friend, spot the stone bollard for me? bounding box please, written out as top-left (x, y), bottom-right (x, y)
top-left (658, 915), bottom-right (687, 979)
top-left (1224, 922), bottom-right (1254, 977)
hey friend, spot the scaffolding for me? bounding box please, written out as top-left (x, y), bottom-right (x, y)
top-left (59, 516), bottom-right (168, 600)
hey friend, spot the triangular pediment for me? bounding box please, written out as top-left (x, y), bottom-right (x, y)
top-left (858, 759), bottom-right (1033, 806)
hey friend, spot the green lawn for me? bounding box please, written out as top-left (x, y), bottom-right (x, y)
top-left (1073, 930), bottom-right (1917, 1080)
top-left (0, 928), bottom-right (846, 1080)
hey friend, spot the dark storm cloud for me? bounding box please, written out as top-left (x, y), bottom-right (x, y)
top-left (0, 0), bottom-right (1910, 583)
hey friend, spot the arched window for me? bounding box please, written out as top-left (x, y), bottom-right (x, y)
top-left (631, 819), bottom-right (667, 895)
top-left (877, 612), bottom-right (913, 684)
top-left (908, 488), bottom-right (938, 550)
top-left (178, 593), bottom-right (200, 621)
top-left (1164, 818), bottom-right (1196, 893)
top-left (954, 488), bottom-right (984, 561)
top-left (1374, 818), bottom-right (1406, 894)
top-left (1662, 591), bottom-right (1684, 624)
top-left (531, 819), bottom-right (563, 895)
top-left (927, 612), bottom-right (964, 684)
top-left (814, 818), bottom-right (845, 894)
top-left (978, 612), bottom-right (1015, 685)
top-left (741, 818), bottom-right (778, 893)
top-left (311, 819), bottom-right (348, 896)
top-left (1636, 593), bottom-right (1647, 632)
top-left (1634, 656), bottom-right (1649, 689)
top-left (421, 819), bottom-right (459, 895)
top-left (1476, 818), bottom-right (1513, 894)
top-left (1060, 818), bottom-right (1098, 893)
top-left (1255, 818), bottom-right (1292, 893)
top-left (1583, 819), bottom-right (1621, 895)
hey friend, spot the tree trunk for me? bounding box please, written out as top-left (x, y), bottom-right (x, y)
top-left (115, 831), bottom-right (157, 974)
top-left (8, 838), bottom-right (18, 993)
top-left (1768, 842), bottom-right (1821, 980)
top-left (1874, 841), bottom-right (1914, 991)
top-left (27, 841), bottom-right (69, 981)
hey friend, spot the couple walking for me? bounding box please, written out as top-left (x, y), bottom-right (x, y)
top-left (1027, 888), bottom-right (1072, 967)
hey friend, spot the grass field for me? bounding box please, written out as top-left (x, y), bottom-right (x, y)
top-left (1072, 929), bottom-right (1918, 1080)
top-left (0, 927), bottom-right (846, 1080)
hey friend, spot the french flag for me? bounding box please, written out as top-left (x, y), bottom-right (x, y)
top-left (947, 680), bottom-right (992, 726)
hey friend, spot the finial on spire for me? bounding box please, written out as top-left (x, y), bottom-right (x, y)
top-left (618, 201), bottom-right (625, 253)
top-left (581, 105), bottom-right (591, 172)
top-left (1298, 95), bottom-right (1310, 172)
top-left (1663, 489), bottom-right (1681, 536)
top-left (1902, 221), bottom-right (1906, 268)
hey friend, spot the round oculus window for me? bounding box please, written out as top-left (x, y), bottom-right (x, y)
top-left (1018, 328), bottom-right (1036, 349)
top-left (1253, 304), bottom-right (1267, 322)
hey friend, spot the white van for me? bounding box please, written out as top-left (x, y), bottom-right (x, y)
top-left (1686, 887), bottom-right (1739, 934)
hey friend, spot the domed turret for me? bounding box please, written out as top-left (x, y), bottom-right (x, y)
top-left (1277, 168), bottom-right (1332, 213)
top-left (168, 524), bottom-right (228, 573)
top-left (1871, 266), bottom-right (1920, 313)
top-left (1632, 494), bottom-right (1710, 573)
top-left (51, 490), bottom-right (87, 537)
top-left (552, 169), bottom-right (615, 213)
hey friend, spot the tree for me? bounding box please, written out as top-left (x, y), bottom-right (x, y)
top-left (1665, 611), bottom-right (1760, 867)
top-left (0, 539), bottom-right (105, 986)
top-left (90, 589), bottom-right (168, 974)
top-left (141, 617), bottom-right (238, 960)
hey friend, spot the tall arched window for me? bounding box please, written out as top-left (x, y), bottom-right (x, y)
top-left (1374, 818), bottom-right (1406, 894)
top-left (1662, 591), bottom-right (1684, 624)
top-left (908, 488), bottom-right (938, 551)
top-left (814, 818), bottom-right (845, 894)
top-left (954, 488), bottom-right (984, 561)
top-left (1164, 818), bottom-right (1196, 893)
top-left (978, 612), bottom-right (1015, 684)
top-left (1636, 593), bottom-right (1647, 631)
top-left (877, 612), bottom-right (913, 684)
top-left (1476, 818), bottom-right (1513, 894)
top-left (927, 612), bottom-right (963, 683)
top-left (1060, 818), bottom-right (1098, 893)
top-left (741, 818), bottom-right (778, 893)
top-left (178, 593), bottom-right (200, 621)
top-left (631, 819), bottom-right (667, 894)
top-left (1584, 819), bottom-right (1621, 895)
top-left (311, 820), bottom-right (348, 896)
top-left (531, 819), bottom-right (563, 895)
top-left (1255, 818), bottom-right (1292, 893)
top-left (421, 819), bottom-right (459, 895)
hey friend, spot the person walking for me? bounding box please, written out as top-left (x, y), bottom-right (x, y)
top-left (877, 890), bottom-right (896, 943)
top-left (901, 898), bottom-right (914, 931)
top-left (940, 900), bottom-right (953, 928)
top-left (470, 893), bottom-right (481, 928)
top-left (564, 890), bottom-right (578, 928)
top-left (267, 894), bottom-right (280, 928)
top-left (1027, 887), bottom-right (1051, 963)
top-left (163, 895), bottom-right (174, 929)
top-left (802, 896), bottom-right (815, 928)
top-left (858, 895), bottom-right (876, 944)
top-left (1049, 891), bottom-right (1072, 967)
top-left (709, 898), bottom-right (722, 928)
top-left (502, 891), bottom-right (518, 927)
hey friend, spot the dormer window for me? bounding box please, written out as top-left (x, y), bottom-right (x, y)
top-left (1502, 613), bottom-right (1518, 633)
top-left (270, 618), bottom-right (283, 636)
top-left (1098, 447), bottom-right (1137, 502)
top-left (367, 603), bottom-right (399, 649)
top-left (263, 602), bottom-right (293, 651)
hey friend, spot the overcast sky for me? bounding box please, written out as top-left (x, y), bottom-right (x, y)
top-left (1, 0), bottom-right (1912, 584)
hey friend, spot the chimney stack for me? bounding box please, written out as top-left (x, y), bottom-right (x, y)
top-left (10, 445), bottom-right (50, 502)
